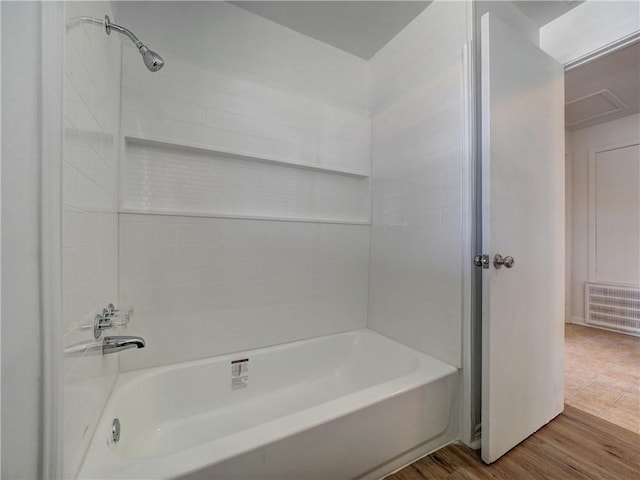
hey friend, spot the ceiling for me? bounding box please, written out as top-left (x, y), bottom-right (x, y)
top-left (229, 1), bottom-right (431, 59)
top-left (230, 1), bottom-right (586, 60)
top-left (565, 43), bottom-right (640, 131)
top-left (513, 1), bottom-right (584, 27)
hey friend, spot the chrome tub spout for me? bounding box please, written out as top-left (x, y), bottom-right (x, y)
top-left (103, 336), bottom-right (146, 354)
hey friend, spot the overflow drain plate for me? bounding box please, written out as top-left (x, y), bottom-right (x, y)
top-left (112, 418), bottom-right (121, 443)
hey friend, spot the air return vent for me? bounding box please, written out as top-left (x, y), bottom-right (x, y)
top-left (585, 283), bottom-right (640, 335)
top-left (565, 89), bottom-right (627, 129)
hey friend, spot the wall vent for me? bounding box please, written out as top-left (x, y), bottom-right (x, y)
top-left (585, 282), bottom-right (640, 335)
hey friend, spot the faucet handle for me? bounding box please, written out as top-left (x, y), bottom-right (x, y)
top-left (90, 305), bottom-right (136, 338)
top-left (93, 308), bottom-right (113, 338)
top-left (107, 304), bottom-right (134, 328)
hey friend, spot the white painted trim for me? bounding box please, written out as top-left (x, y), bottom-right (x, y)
top-left (565, 151), bottom-right (573, 324)
top-left (587, 147), bottom-right (597, 281)
top-left (459, 38), bottom-right (478, 448)
top-left (564, 32), bottom-right (640, 71)
top-left (541, 0), bottom-right (640, 67)
top-left (40, 2), bottom-right (64, 478)
top-left (0, 3), bottom-right (3, 467)
top-left (587, 140), bottom-right (640, 282)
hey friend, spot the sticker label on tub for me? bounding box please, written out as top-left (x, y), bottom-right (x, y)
top-left (231, 358), bottom-right (249, 390)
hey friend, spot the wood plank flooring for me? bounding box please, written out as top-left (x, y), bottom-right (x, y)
top-left (387, 406), bottom-right (640, 480)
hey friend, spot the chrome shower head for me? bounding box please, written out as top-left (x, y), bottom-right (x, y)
top-left (139, 45), bottom-right (165, 72)
top-left (103, 15), bottom-right (165, 73)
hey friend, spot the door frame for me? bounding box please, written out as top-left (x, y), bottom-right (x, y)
top-left (563, 36), bottom-right (640, 327)
top-left (564, 31), bottom-right (640, 72)
top-left (40, 1), bottom-right (65, 478)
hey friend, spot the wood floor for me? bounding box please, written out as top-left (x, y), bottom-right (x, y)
top-left (387, 406), bottom-right (640, 480)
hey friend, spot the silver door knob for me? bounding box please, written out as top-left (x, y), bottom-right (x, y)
top-left (493, 254), bottom-right (515, 269)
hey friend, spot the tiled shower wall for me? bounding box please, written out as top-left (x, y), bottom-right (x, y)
top-left (119, 214), bottom-right (370, 370)
top-left (368, 1), bottom-right (471, 368)
top-left (114, 2), bottom-right (372, 370)
top-left (62, 2), bottom-right (121, 477)
top-left (115, 1), bottom-right (473, 372)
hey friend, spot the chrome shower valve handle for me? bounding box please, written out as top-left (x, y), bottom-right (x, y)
top-left (106, 303), bottom-right (134, 328)
top-left (94, 308), bottom-right (113, 338)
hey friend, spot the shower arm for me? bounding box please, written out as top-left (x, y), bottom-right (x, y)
top-left (66, 15), bottom-right (164, 72)
top-left (67, 15), bottom-right (145, 50)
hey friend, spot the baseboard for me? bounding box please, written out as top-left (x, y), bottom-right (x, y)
top-left (570, 316), bottom-right (585, 325)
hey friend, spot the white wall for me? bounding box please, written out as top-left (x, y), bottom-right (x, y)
top-left (368, 1), bottom-right (471, 368)
top-left (115, 2), bottom-right (371, 370)
top-left (566, 113), bottom-right (640, 323)
top-left (62, 1), bottom-right (122, 477)
top-left (1, 2), bottom-right (43, 477)
top-left (540, 0), bottom-right (640, 64)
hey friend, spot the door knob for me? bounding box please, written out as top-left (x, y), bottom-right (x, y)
top-left (493, 254), bottom-right (515, 269)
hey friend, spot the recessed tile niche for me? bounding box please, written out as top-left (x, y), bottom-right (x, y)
top-left (122, 137), bottom-right (370, 224)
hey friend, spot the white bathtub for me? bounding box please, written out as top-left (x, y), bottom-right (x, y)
top-left (79, 329), bottom-right (458, 479)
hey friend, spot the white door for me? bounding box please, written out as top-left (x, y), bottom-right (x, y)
top-left (480, 12), bottom-right (565, 463)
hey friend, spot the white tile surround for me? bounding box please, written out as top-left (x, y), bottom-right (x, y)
top-left (115, 1), bottom-right (470, 371)
top-left (118, 214), bottom-right (370, 371)
top-left (63, 1), bottom-right (471, 473)
top-left (62, 1), bottom-right (121, 477)
top-left (368, 1), bottom-right (470, 368)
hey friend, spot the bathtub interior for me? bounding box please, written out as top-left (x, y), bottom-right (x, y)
top-left (107, 330), bottom-right (438, 459)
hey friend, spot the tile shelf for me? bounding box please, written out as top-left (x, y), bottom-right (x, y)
top-left (124, 135), bottom-right (370, 179)
top-left (118, 208), bottom-right (371, 226)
